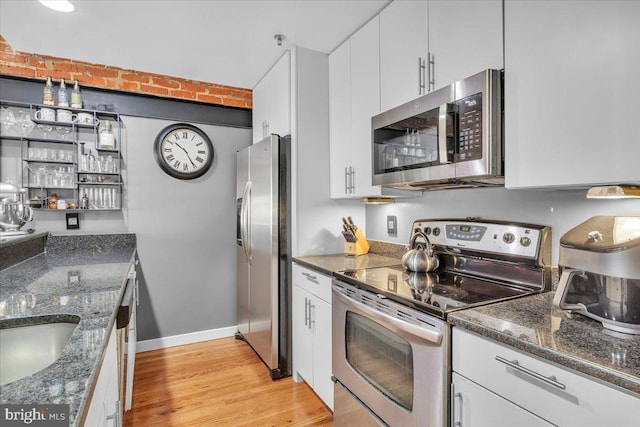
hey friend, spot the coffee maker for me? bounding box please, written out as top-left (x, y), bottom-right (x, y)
top-left (553, 216), bottom-right (640, 334)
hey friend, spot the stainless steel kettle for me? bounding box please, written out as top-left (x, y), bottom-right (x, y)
top-left (402, 231), bottom-right (439, 273)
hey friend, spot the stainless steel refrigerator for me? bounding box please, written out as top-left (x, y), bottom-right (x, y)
top-left (236, 134), bottom-right (291, 379)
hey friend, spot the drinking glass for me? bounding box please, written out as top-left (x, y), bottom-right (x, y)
top-left (17, 111), bottom-right (35, 137)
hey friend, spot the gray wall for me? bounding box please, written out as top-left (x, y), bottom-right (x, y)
top-left (365, 187), bottom-right (640, 265)
top-left (125, 117), bottom-right (250, 340)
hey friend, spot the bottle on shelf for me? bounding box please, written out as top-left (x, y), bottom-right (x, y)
top-left (57, 78), bottom-right (69, 107)
top-left (43, 76), bottom-right (55, 106)
top-left (98, 120), bottom-right (116, 149)
top-left (81, 193), bottom-right (89, 209)
top-left (71, 80), bottom-right (82, 109)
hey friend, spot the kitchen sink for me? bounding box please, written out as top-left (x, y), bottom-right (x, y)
top-left (0, 318), bottom-right (79, 385)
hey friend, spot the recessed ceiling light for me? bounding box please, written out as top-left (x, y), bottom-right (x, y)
top-left (39, 0), bottom-right (75, 13)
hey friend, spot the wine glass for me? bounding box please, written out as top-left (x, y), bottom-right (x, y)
top-left (17, 110), bottom-right (35, 137)
top-left (56, 126), bottom-right (72, 141)
top-left (0, 106), bottom-right (16, 135)
top-left (37, 123), bottom-right (53, 139)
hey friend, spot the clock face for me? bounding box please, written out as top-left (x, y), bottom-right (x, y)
top-left (154, 124), bottom-right (214, 179)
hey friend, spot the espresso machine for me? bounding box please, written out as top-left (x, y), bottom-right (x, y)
top-left (553, 216), bottom-right (640, 334)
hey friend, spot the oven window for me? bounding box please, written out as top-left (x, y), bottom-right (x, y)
top-left (345, 312), bottom-right (414, 411)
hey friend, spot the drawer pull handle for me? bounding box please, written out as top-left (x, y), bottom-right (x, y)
top-left (495, 355), bottom-right (566, 390)
top-left (301, 272), bottom-right (318, 281)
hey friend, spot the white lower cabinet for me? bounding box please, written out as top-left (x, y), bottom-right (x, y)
top-left (451, 327), bottom-right (640, 427)
top-left (83, 324), bottom-right (120, 427)
top-left (292, 264), bottom-right (333, 409)
top-left (451, 372), bottom-right (552, 427)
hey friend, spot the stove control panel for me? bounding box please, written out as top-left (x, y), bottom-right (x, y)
top-left (412, 219), bottom-right (546, 259)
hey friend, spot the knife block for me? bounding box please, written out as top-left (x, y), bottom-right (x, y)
top-left (344, 227), bottom-right (370, 257)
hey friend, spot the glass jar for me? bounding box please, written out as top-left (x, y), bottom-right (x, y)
top-left (98, 120), bottom-right (116, 149)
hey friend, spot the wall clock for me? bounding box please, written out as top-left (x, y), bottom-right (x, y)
top-left (154, 123), bottom-right (214, 180)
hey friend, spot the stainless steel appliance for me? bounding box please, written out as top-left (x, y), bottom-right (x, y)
top-left (0, 182), bottom-right (33, 235)
top-left (553, 216), bottom-right (640, 334)
top-left (116, 259), bottom-right (138, 413)
top-left (235, 134), bottom-right (291, 379)
top-left (372, 69), bottom-right (503, 190)
top-left (332, 218), bottom-right (552, 426)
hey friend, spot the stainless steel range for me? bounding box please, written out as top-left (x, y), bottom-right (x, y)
top-left (332, 218), bottom-right (552, 427)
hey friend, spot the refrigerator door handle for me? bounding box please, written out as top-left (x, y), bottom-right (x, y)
top-left (241, 181), bottom-right (251, 263)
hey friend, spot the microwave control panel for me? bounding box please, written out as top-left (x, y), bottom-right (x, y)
top-left (455, 92), bottom-right (483, 162)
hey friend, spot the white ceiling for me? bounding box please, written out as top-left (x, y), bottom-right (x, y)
top-left (0, 0), bottom-right (391, 89)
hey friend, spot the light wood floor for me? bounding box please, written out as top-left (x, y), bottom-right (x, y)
top-left (123, 337), bottom-right (334, 426)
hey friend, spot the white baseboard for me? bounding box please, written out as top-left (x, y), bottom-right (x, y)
top-left (136, 325), bottom-right (237, 353)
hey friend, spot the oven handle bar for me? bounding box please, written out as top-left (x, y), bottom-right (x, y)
top-left (333, 289), bottom-right (443, 345)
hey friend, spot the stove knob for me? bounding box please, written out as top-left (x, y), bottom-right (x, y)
top-left (502, 232), bottom-right (515, 244)
top-left (423, 226), bottom-right (432, 235)
top-left (520, 236), bottom-right (532, 247)
top-left (414, 228), bottom-right (421, 234)
top-left (432, 227), bottom-right (441, 237)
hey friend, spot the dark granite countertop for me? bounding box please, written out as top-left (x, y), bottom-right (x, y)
top-left (0, 234), bottom-right (136, 427)
top-left (449, 292), bottom-right (640, 396)
top-left (294, 253), bottom-right (401, 276)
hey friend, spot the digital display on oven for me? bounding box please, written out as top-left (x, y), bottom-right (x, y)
top-left (446, 224), bottom-right (487, 241)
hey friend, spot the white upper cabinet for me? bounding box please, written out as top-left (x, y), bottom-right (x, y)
top-left (504, 0), bottom-right (640, 188)
top-left (330, 16), bottom-right (392, 199)
top-left (252, 51), bottom-right (291, 143)
top-left (380, 0), bottom-right (503, 112)
top-left (380, 0), bottom-right (428, 112)
top-left (428, 0), bottom-right (503, 89)
top-left (329, 39), bottom-right (352, 198)
top-left (350, 15), bottom-right (382, 197)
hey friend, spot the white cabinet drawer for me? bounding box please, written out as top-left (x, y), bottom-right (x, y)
top-left (452, 372), bottom-right (553, 427)
top-left (292, 263), bottom-right (332, 303)
top-left (452, 328), bottom-right (640, 427)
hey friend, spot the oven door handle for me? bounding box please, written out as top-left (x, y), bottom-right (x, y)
top-left (333, 290), bottom-right (443, 345)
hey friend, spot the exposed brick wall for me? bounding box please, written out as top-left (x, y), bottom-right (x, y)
top-left (0, 35), bottom-right (253, 109)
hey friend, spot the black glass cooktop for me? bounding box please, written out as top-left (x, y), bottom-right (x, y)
top-left (335, 265), bottom-right (536, 318)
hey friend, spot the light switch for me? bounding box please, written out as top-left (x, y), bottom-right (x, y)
top-left (387, 215), bottom-right (397, 235)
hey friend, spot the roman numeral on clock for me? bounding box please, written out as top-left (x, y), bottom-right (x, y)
top-left (166, 154), bottom-right (175, 162)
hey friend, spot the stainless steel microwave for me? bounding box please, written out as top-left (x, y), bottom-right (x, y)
top-left (372, 69), bottom-right (503, 190)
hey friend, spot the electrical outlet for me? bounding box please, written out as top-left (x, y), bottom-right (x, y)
top-left (387, 215), bottom-right (397, 235)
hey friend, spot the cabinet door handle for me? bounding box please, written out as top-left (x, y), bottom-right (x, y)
top-left (301, 271), bottom-right (318, 282)
top-left (350, 167), bottom-right (355, 192)
top-left (344, 167), bottom-right (349, 194)
top-left (495, 355), bottom-right (567, 390)
top-left (428, 52), bottom-right (435, 91)
top-left (418, 56), bottom-right (426, 95)
top-left (451, 383), bottom-right (463, 427)
top-left (106, 400), bottom-right (121, 427)
top-left (304, 298), bottom-right (310, 327)
top-left (309, 302), bottom-right (315, 329)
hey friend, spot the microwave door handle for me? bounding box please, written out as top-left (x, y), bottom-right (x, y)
top-left (438, 102), bottom-right (456, 164)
